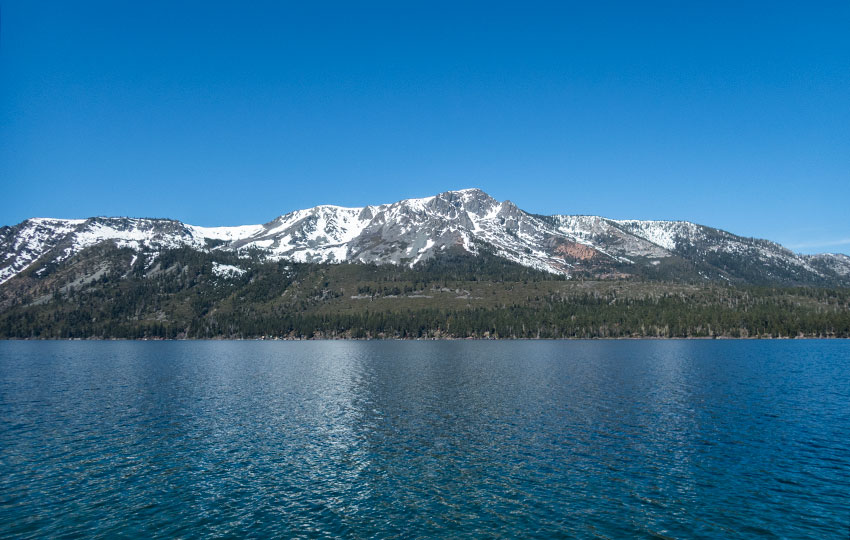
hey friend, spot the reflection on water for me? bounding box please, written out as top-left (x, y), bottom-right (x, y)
top-left (1, 340), bottom-right (849, 538)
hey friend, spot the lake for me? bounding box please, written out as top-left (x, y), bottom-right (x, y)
top-left (1, 340), bottom-right (848, 538)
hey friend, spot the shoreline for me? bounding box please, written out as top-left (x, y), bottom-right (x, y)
top-left (2, 336), bottom-right (849, 342)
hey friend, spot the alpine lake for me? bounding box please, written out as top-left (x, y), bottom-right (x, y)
top-left (1, 340), bottom-right (848, 538)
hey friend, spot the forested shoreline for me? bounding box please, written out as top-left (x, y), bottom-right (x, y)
top-left (1, 246), bottom-right (849, 340)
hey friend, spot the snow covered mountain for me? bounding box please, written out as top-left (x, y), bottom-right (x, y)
top-left (2, 188), bottom-right (849, 286)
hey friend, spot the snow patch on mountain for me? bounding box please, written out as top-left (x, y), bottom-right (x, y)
top-left (0, 219), bottom-right (86, 283)
top-left (211, 262), bottom-right (246, 278)
top-left (188, 224), bottom-right (265, 243)
top-left (611, 220), bottom-right (701, 251)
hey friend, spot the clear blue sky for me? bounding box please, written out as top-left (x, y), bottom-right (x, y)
top-left (2, 1), bottom-right (848, 253)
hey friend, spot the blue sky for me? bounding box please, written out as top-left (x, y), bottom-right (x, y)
top-left (2, 1), bottom-right (848, 253)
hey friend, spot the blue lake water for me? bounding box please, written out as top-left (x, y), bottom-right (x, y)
top-left (1, 340), bottom-right (848, 538)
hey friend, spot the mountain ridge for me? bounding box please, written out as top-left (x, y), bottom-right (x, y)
top-left (2, 188), bottom-right (849, 287)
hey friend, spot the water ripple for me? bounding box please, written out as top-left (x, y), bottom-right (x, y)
top-left (1, 340), bottom-right (848, 538)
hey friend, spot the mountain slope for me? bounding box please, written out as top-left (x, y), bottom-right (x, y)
top-left (2, 188), bottom-right (848, 287)
top-left (1, 244), bottom-right (848, 339)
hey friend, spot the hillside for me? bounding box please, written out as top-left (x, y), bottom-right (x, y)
top-left (1, 245), bottom-right (848, 339)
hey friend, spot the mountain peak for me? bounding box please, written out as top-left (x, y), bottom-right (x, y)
top-left (452, 187), bottom-right (488, 196)
top-left (449, 187), bottom-right (495, 201)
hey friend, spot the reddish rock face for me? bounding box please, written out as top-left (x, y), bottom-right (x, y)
top-left (554, 241), bottom-right (599, 261)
